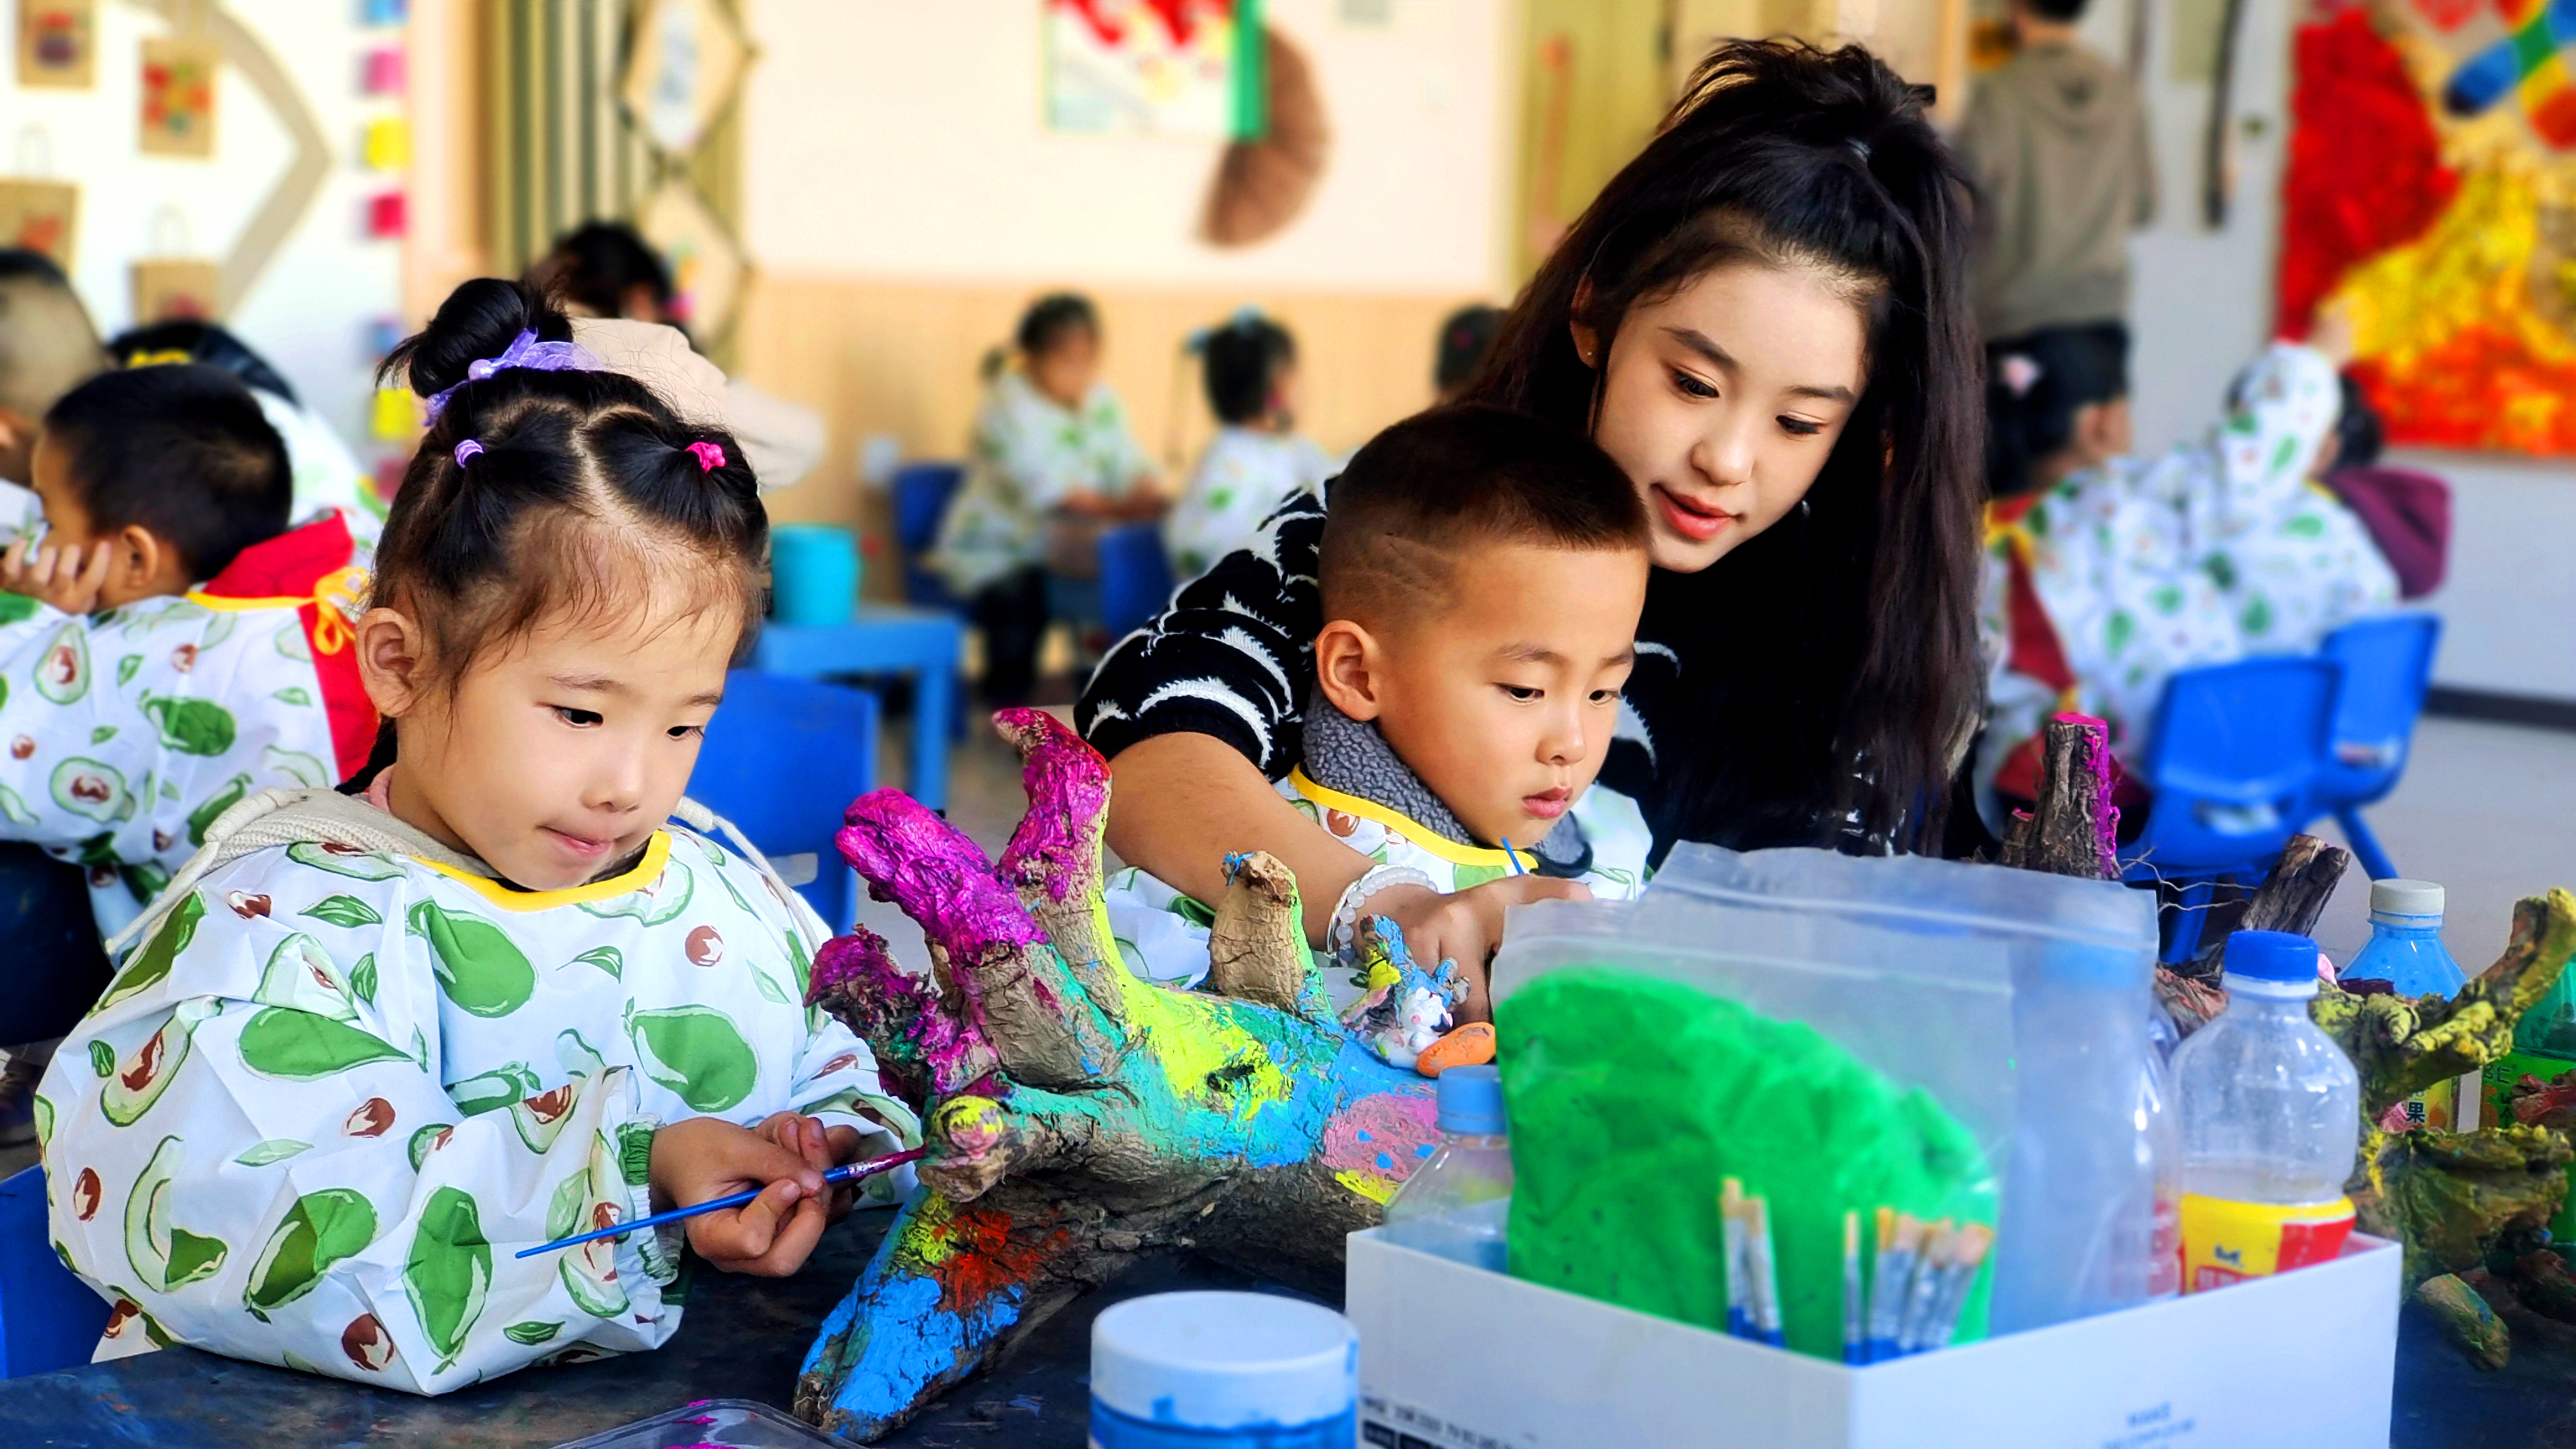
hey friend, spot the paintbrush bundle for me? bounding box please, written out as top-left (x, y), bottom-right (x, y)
top-left (1713, 1186), bottom-right (1997, 1362)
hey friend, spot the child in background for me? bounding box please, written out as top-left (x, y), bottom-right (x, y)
top-left (1108, 406), bottom-right (1653, 1016)
top-left (111, 321), bottom-right (383, 542)
top-left (0, 363), bottom-right (375, 939)
top-left (1164, 310), bottom-right (1332, 579)
top-left (0, 249), bottom-right (108, 516)
top-left (1431, 303), bottom-right (1503, 403)
top-left (40, 279), bottom-right (915, 1391)
top-left (936, 292), bottom-right (1161, 704)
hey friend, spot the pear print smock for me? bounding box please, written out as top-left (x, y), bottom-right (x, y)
top-left (0, 514), bottom-right (377, 938)
top-left (38, 825), bottom-right (916, 1395)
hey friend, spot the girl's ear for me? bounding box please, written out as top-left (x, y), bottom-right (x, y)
top-left (354, 607), bottom-right (429, 719)
top-left (1313, 619), bottom-right (1387, 721)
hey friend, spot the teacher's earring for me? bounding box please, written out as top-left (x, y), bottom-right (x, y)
top-left (1798, 498), bottom-right (1813, 518)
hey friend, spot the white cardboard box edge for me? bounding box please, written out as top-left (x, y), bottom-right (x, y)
top-left (1347, 1228), bottom-right (2400, 1449)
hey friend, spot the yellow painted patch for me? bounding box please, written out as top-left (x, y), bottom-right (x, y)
top-left (1334, 1168), bottom-right (1398, 1206)
top-left (1116, 969), bottom-right (1295, 1116)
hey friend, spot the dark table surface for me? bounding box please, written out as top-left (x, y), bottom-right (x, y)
top-left (0, 1211), bottom-right (2557, 1449)
top-left (0, 1212), bottom-right (1325, 1449)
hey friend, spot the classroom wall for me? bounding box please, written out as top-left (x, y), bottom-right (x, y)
top-left (2121, 0), bottom-right (2576, 703)
top-left (0, 0), bottom-right (403, 459)
top-left (728, 0), bottom-right (1518, 545)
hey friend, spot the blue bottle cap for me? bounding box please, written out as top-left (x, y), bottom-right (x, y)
top-left (1091, 1292), bottom-right (1357, 1430)
top-left (1435, 1064), bottom-right (1505, 1136)
top-left (2225, 929), bottom-right (2318, 984)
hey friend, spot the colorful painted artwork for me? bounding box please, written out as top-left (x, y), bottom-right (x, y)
top-left (16, 0), bottom-right (97, 89)
top-left (0, 177), bottom-right (78, 269)
top-left (617, 0), bottom-right (749, 157)
top-left (1045, 0), bottom-right (1263, 139)
top-left (2280, 1), bottom-right (2576, 454)
top-left (139, 37), bottom-right (219, 159)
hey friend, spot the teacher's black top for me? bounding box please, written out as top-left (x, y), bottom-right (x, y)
top-left (1076, 489), bottom-right (1889, 863)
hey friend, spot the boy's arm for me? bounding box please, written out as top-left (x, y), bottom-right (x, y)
top-left (45, 881), bottom-right (678, 1394)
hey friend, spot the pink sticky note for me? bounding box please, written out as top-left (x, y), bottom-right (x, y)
top-left (367, 190), bottom-right (407, 238)
top-left (362, 46), bottom-right (405, 95)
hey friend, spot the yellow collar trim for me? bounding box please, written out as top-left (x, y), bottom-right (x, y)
top-left (1287, 768), bottom-right (1534, 872)
top-left (184, 590), bottom-right (310, 612)
top-left (411, 831), bottom-right (672, 912)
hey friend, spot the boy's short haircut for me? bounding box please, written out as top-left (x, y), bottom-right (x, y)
top-left (0, 248), bottom-right (106, 420)
top-left (1201, 313), bottom-right (1295, 425)
top-left (1319, 403), bottom-right (1647, 629)
top-left (43, 364), bottom-right (292, 581)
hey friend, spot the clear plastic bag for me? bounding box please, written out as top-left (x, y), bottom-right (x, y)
top-left (1493, 843), bottom-right (2160, 1338)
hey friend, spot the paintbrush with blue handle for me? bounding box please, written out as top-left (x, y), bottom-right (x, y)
top-left (514, 1146), bottom-right (929, 1259)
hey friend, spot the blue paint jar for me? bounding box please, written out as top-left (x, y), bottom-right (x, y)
top-left (770, 524), bottom-right (860, 625)
top-left (1089, 1292), bottom-right (1357, 1448)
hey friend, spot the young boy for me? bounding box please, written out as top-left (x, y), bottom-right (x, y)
top-left (1106, 405), bottom-right (1653, 1016)
top-left (0, 363), bottom-right (378, 939)
top-left (1164, 311), bottom-right (1333, 579)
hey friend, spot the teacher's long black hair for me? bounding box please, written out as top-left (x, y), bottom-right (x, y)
top-left (1470, 39), bottom-right (1985, 855)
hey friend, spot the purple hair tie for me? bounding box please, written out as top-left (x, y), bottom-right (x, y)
top-left (454, 439), bottom-right (485, 467)
top-left (686, 441), bottom-right (726, 473)
top-left (422, 329), bottom-right (603, 420)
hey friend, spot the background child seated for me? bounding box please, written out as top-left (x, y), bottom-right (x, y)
top-left (1107, 405), bottom-right (1653, 1005)
top-left (0, 363), bottom-right (375, 939)
top-left (110, 322), bottom-right (383, 542)
top-left (934, 292), bottom-right (1161, 705)
top-left (41, 279), bottom-right (913, 1393)
top-left (1163, 310), bottom-right (1333, 578)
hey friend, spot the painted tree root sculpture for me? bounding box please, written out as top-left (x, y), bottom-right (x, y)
top-left (793, 710), bottom-right (1438, 1440)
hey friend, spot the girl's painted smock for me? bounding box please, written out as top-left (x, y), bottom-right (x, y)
top-left (1980, 342), bottom-right (2398, 799)
top-left (933, 369), bottom-right (1155, 596)
top-left (0, 512), bottom-right (376, 938)
top-left (1164, 427), bottom-right (1334, 580)
top-left (38, 807), bottom-right (915, 1395)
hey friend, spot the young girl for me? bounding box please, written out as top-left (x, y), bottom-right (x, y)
top-left (1164, 310), bottom-right (1332, 578)
top-left (1080, 40), bottom-right (1988, 977)
top-left (934, 292), bottom-right (1160, 704)
top-left (38, 279), bottom-right (916, 1394)
top-left (1978, 315), bottom-right (2398, 816)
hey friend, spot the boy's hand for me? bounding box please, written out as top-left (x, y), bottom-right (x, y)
top-left (646, 1116), bottom-right (831, 1277)
top-left (1365, 876), bottom-right (1593, 1024)
top-left (0, 536), bottom-right (111, 615)
top-left (753, 1110), bottom-right (869, 1223)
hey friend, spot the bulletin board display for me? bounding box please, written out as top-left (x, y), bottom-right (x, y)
top-left (2281, 0), bottom-right (2576, 455)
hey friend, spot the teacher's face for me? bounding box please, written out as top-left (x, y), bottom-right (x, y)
top-left (1577, 261), bottom-right (1869, 573)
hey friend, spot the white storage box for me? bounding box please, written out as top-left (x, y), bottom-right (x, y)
top-left (1346, 1226), bottom-right (2400, 1449)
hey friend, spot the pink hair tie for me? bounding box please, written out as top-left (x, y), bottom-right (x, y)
top-left (686, 441), bottom-right (726, 473)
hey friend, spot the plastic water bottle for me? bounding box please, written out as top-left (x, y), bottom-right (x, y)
top-left (1382, 1064), bottom-right (1512, 1272)
top-left (1089, 1292), bottom-right (1357, 1448)
top-left (2172, 931), bottom-right (2361, 1292)
top-left (2341, 880), bottom-right (2473, 1131)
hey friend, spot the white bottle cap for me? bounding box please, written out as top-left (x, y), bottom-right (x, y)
top-left (1091, 1292), bottom-right (1357, 1431)
top-left (2370, 879), bottom-right (2444, 917)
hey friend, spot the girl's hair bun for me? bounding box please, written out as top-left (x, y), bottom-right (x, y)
top-left (382, 278), bottom-right (576, 401)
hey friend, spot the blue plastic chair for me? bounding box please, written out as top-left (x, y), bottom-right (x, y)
top-left (0, 843), bottom-right (110, 1049)
top-left (2120, 655), bottom-right (2344, 962)
top-left (1098, 523), bottom-right (1176, 643)
top-left (892, 461), bottom-right (966, 612)
top-left (687, 671), bottom-right (879, 935)
top-left (2305, 614), bottom-right (2442, 882)
top-left (0, 1166), bottom-right (108, 1380)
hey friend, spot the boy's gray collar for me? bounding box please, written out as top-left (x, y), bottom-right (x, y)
top-left (1300, 698), bottom-right (1586, 869)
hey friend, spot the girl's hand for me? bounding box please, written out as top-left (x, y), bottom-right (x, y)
top-left (646, 1116), bottom-right (832, 1276)
top-left (1362, 876), bottom-right (1593, 1024)
top-left (0, 535), bottom-right (111, 616)
top-left (753, 1110), bottom-right (868, 1224)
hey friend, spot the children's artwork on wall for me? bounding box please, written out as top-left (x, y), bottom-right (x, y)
top-left (140, 35), bottom-right (219, 158)
top-left (16, 0), bottom-right (98, 89)
top-left (1045, 0), bottom-right (1264, 139)
top-left (638, 178), bottom-right (749, 344)
top-left (131, 206), bottom-right (219, 322)
top-left (617, 0), bottom-right (749, 157)
top-left (0, 176), bottom-right (78, 268)
top-left (2279, 1), bottom-right (2576, 455)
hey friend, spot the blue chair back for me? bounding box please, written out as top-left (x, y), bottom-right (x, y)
top-left (0, 843), bottom-right (109, 1048)
top-left (2122, 655), bottom-right (2343, 879)
top-left (688, 671), bottom-right (878, 934)
top-left (1099, 523), bottom-right (1176, 642)
top-left (2313, 613), bottom-right (2440, 813)
top-left (0, 1166), bottom-right (108, 1380)
top-left (892, 462), bottom-right (966, 610)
